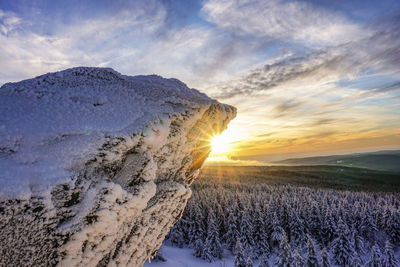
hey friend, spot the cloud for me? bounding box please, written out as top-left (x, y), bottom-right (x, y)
top-left (0, 2), bottom-right (169, 84)
top-left (274, 99), bottom-right (303, 115)
top-left (0, 10), bottom-right (22, 35)
top-left (202, 0), bottom-right (367, 46)
top-left (0, 1), bottom-right (249, 87)
top-left (0, 2), bottom-right (263, 89)
top-left (211, 13), bottom-right (400, 100)
top-left (256, 132), bottom-right (278, 138)
top-left (309, 118), bottom-right (336, 126)
top-left (212, 50), bottom-right (350, 99)
top-left (302, 131), bottom-right (338, 140)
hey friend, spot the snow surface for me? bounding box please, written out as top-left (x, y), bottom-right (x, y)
top-left (144, 245), bottom-right (238, 267)
top-left (0, 67), bottom-right (236, 266)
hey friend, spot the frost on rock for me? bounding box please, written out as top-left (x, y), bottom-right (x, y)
top-left (0, 67), bottom-right (236, 266)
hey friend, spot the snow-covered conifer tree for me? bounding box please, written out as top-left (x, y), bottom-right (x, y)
top-left (253, 207), bottom-right (270, 256)
top-left (320, 247), bottom-right (331, 267)
top-left (275, 233), bottom-right (292, 267)
top-left (331, 219), bottom-right (355, 266)
top-left (366, 243), bottom-right (384, 267)
top-left (214, 201), bottom-right (226, 239)
top-left (235, 239), bottom-right (248, 267)
top-left (306, 234), bottom-right (319, 267)
top-left (309, 205), bottom-right (323, 239)
top-left (239, 210), bottom-right (254, 253)
top-left (189, 204), bottom-right (206, 244)
top-left (362, 209), bottom-right (378, 243)
top-left (201, 240), bottom-right (214, 262)
top-left (245, 256), bottom-right (253, 267)
top-left (386, 210), bottom-right (400, 244)
top-left (380, 208), bottom-right (391, 230)
top-left (193, 238), bottom-right (203, 258)
top-left (321, 210), bottom-right (336, 246)
top-left (224, 207), bottom-right (240, 253)
top-left (289, 213), bottom-right (307, 246)
top-left (292, 249), bottom-right (304, 267)
top-left (204, 211), bottom-right (223, 260)
top-left (258, 253), bottom-right (270, 267)
top-left (383, 240), bottom-right (398, 267)
top-left (353, 232), bottom-right (365, 255)
top-left (271, 213), bottom-right (284, 248)
top-left (170, 222), bottom-right (184, 248)
top-left (352, 255), bottom-right (363, 267)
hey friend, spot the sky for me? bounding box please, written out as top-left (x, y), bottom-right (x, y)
top-left (1, 0), bottom-right (400, 164)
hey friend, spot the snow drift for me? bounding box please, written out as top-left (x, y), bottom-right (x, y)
top-left (0, 67), bottom-right (236, 266)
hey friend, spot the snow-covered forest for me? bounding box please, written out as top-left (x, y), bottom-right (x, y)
top-left (165, 182), bottom-right (400, 266)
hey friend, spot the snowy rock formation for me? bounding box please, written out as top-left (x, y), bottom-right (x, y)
top-left (0, 67), bottom-right (236, 266)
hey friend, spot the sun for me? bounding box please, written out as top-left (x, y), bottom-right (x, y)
top-left (211, 134), bottom-right (230, 154)
top-left (206, 124), bottom-right (242, 163)
top-left (209, 125), bottom-right (238, 156)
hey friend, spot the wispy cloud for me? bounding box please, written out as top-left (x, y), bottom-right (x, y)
top-left (274, 99), bottom-right (303, 114)
top-left (0, 3), bottom-right (263, 89)
top-left (202, 0), bottom-right (367, 46)
top-left (201, 4), bottom-right (400, 99)
top-left (0, 9), bottom-right (21, 35)
top-left (0, 3), bottom-right (168, 83)
top-left (213, 26), bottom-right (400, 100)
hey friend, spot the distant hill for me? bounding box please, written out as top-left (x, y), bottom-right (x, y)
top-left (274, 150), bottom-right (400, 173)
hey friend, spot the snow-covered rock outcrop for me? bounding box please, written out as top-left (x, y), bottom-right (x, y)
top-left (0, 67), bottom-right (236, 266)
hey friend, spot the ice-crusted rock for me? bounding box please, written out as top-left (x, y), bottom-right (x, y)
top-left (0, 67), bottom-right (236, 266)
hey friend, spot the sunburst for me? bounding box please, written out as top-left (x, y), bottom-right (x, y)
top-left (210, 134), bottom-right (230, 154)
